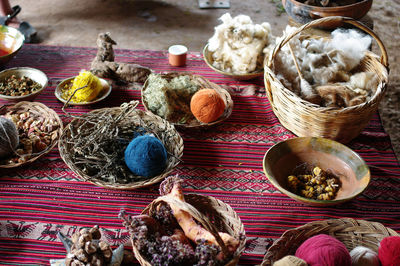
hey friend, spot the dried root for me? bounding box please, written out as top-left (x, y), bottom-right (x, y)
top-left (90, 32), bottom-right (151, 83)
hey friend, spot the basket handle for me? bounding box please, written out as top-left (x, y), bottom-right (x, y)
top-left (268, 16), bottom-right (388, 68)
top-left (144, 195), bottom-right (229, 256)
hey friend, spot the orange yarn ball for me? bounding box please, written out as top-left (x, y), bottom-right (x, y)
top-left (190, 89), bottom-right (225, 123)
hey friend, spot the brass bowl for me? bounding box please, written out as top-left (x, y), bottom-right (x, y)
top-left (203, 44), bottom-right (264, 80)
top-left (0, 25), bottom-right (24, 66)
top-left (55, 76), bottom-right (112, 105)
top-left (263, 137), bottom-right (370, 206)
top-left (282, 0), bottom-right (373, 28)
top-left (0, 67), bottom-right (48, 101)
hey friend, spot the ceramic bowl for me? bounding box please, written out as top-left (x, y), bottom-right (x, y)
top-left (282, 0), bottom-right (373, 28)
top-left (55, 76), bottom-right (112, 105)
top-left (0, 25), bottom-right (24, 66)
top-left (0, 67), bottom-right (48, 101)
top-left (263, 137), bottom-right (370, 206)
top-left (203, 44), bottom-right (264, 80)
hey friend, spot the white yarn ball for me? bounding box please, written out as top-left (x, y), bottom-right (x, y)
top-left (350, 246), bottom-right (380, 266)
top-left (0, 116), bottom-right (19, 158)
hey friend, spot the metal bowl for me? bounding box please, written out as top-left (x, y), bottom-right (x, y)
top-left (0, 67), bottom-right (48, 101)
top-left (282, 0), bottom-right (373, 28)
top-left (0, 25), bottom-right (24, 66)
top-left (263, 137), bottom-right (370, 206)
top-left (55, 76), bottom-right (112, 105)
top-left (203, 44), bottom-right (264, 80)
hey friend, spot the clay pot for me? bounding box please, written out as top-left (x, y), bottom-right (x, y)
top-left (282, 0), bottom-right (373, 28)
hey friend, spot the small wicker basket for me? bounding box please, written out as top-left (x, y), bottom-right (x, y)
top-left (264, 16), bottom-right (389, 143)
top-left (131, 193), bottom-right (246, 266)
top-left (0, 101), bottom-right (63, 168)
top-left (58, 101), bottom-right (184, 190)
top-left (261, 218), bottom-right (399, 265)
top-left (142, 72), bottom-right (234, 128)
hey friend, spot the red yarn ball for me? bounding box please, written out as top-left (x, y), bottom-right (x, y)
top-left (379, 236), bottom-right (400, 266)
top-left (295, 234), bottom-right (351, 266)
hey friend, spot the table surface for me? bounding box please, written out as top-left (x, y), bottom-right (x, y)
top-left (0, 44), bottom-right (399, 265)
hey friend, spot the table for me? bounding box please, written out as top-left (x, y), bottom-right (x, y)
top-left (0, 44), bottom-right (399, 265)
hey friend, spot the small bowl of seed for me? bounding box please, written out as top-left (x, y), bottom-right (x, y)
top-left (263, 137), bottom-right (370, 206)
top-left (0, 67), bottom-right (48, 102)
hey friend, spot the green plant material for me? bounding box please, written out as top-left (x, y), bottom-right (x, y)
top-left (270, 0), bottom-right (286, 15)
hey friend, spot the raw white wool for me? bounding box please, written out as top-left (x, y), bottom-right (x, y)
top-left (273, 26), bottom-right (378, 107)
top-left (208, 13), bottom-right (274, 74)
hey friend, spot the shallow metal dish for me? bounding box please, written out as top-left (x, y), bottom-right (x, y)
top-left (0, 67), bottom-right (47, 101)
top-left (55, 76), bottom-right (112, 105)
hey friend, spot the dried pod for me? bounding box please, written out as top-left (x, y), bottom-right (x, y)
top-left (79, 228), bottom-right (90, 235)
top-left (90, 254), bottom-right (104, 266)
top-left (71, 260), bottom-right (85, 266)
top-left (89, 225), bottom-right (101, 240)
top-left (73, 248), bottom-right (89, 263)
top-left (85, 241), bottom-right (97, 255)
top-left (71, 231), bottom-right (80, 244)
top-left (77, 235), bottom-right (89, 248)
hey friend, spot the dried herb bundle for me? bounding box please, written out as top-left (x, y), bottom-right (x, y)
top-left (64, 101), bottom-right (158, 184)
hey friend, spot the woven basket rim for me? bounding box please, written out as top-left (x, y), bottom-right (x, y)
top-left (58, 101), bottom-right (184, 190)
top-left (261, 217), bottom-right (399, 266)
top-left (0, 101), bottom-right (64, 168)
top-left (141, 71), bottom-right (234, 128)
top-left (131, 192), bottom-right (246, 266)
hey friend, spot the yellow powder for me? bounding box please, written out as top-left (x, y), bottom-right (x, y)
top-left (66, 71), bottom-right (103, 102)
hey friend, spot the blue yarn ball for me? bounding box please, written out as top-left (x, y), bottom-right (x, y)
top-left (124, 135), bottom-right (168, 178)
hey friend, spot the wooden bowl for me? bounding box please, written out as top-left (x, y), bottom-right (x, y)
top-left (203, 44), bottom-right (264, 80)
top-left (0, 25), bottom-right (24, 66)
top-left (282, 0), bottom-right (373, 28)
top-left (262, 137), bottom-right (370, 206)
top-left (55, 76), bottom-right (112, 105)
top-left (0, 67), bottom-right (48, 101)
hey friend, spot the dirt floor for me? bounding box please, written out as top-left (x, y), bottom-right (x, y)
top-left (9, 0), bottom-right (400, 161)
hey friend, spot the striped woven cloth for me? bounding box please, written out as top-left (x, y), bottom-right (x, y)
top-left (0, 45), bottom-right (399, 265)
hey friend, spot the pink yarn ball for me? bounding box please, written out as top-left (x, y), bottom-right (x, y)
top-left (379, 236), bottom-right (400, 266)
top-left (295, 234), bottom-right (351, 266)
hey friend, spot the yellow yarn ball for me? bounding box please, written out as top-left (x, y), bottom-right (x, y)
top-left (69, 71), bottom-right (103, 102)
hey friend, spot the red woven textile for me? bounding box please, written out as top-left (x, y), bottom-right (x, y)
top-left (0, 45), bottom-right (399, 265)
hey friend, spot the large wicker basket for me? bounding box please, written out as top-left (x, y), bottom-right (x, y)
top-left (261, 218), bottom-right (399, 265)
top-left (0, 101), bottom-right (63, 168)
top-left (131, 193), bottom-right (246, 266)
top-left (264, 16), bottom-right (389, 143)
top-left (58, 101), bottom-right (184, 190)
top-left (142, 72), bottom-right (234, 128)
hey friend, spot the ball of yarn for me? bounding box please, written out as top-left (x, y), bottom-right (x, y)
top-left (273, 255), bottom-right (308, 266)
top-left (295, 234), bottom-right (351, 266)
top-left (0, 116), bottom-right (19, 158)
top-left (124, 135), bottom-right (168, 178)
top-left (70, 70), bottom-right (103, 102)
top-left (379, 236), bottom-right (400, 266)
top-left (190, 88), bottom-right (225, 123)
top-left (350, 246), bottom-right (379, 266)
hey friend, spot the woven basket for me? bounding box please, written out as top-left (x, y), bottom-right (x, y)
top-left (261, 218), bottom-right (399, 265)
top-left (264, 16), bottom-right (389, 143)
top-left (131, 193), bottom-right (246, 266)
top-left (0, 101), bottom-right (63, 168)
top-left (58, 101), bottom-right (184, 190)
top-left (142, 72), bottom-right (234, 128)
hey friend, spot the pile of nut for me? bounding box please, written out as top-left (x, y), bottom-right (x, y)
top-left (66, 225), bottom-right (113, 266)
top-left (288, 166), bottom-right (342, 200)
top-left (0, 75), bottom-right (42, 96)
top-left (2, 110), bottom-right (59, 164)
